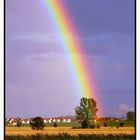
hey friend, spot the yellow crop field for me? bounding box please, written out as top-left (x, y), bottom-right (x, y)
top-left (6, 126), bottom-right (135, 136)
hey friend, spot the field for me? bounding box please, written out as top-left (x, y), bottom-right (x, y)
top-left (5, 127), bottom-right (135, 140)
top-left (6, 126), bottom-right (135, 136)
top-left (6, 121), bottom-right (135, 140)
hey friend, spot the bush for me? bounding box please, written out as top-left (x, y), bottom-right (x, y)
top-left (81, 120), bottom-right (88, 128)
top-left (90, 124), bottom-right (96, 128)
top-left (120, 122), bottom-right (124, 127)
top-left (53, 122), bottom-right (57, 128)
top-left (30, 117), bottom-right (45, 130)
top-left (104, 122), bottom-right (107, 127)
top-left (97, 124), bottom-right (100, 129)
top-left (17, 121), bottom-right (21, 127)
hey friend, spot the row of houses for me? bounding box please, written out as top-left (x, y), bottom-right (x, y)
top-left (6, 118), bottom-right (31, 126)
top-left (5, 117), bottom-right (76, 126)
top-left (43, 118), bottom-right (72, 123)
top-left (5, 117), bottom-right (124, 126)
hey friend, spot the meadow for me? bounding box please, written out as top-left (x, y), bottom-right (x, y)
top-left (5, 120), bottom-right (135, 140)
top-left (6, 126), bottom-right (135, 140)
top-left (6, 126), bottom-right (135, 136)
top-left (6, 133), bottom-right (135, 140)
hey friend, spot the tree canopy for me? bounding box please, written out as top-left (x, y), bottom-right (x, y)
top-left (75, 97), bottom-right (98, 128)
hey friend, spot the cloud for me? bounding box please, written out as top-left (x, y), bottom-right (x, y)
top-left (26, 52), bottom-right (66, 62)
top-left (12, 32), bottom-right (120, 43)
top-left (11, 32), bottom-right (88, 44)
top-left (119, 104), bottom-right (129, 111)
top-left (10, 31), bottom-right (122, 58)
top-left (115, 103), bottom-right (134, 117)
top-left (12, 32), bottom-right (63, 43)
top-left (101, 89), bottom-right (134, 95)
top-left (110, 63), bottom-right (125, 72)
top-left (6, 85), bottom-right (22, 96)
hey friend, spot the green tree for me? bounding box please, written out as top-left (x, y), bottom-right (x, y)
top-left (30, 117), bottom-right (45, 130)
top-left (75, 97), bottom-right (98, 128)
top-left (127, 111), bottom-right (135, 121)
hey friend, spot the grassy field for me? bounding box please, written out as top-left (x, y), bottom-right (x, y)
top-left (6, 126), bottom-right (135, 136)
top-left (6, 133), bottom-right (135, 140)
top-left (43, 120), bottom-right (135, 127)
top-left (6, 125), bottom-right (135, 140)
top-left (6, 121), bottom-right (135, 140)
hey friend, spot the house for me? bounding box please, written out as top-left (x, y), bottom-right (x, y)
top-left (57, 119), bottom-right (60, 123)
top-left (6, 118), bottom-right (19, 126)
top-left (43, 119), bottom-right (47, 123)
top-left (6, 116), bottom-right (75, 125)
top-left (67, 119), bottom-right (71, 123)
top-left (42, 117), bottom-right (73, 124)
top-left (24, 119), bottom-right (31, 124)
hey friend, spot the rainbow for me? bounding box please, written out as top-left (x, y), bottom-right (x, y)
top-left (43, 0), bottom-right (102, 116)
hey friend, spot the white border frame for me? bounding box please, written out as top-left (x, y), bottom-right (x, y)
top-left (0, 0), bottom-right (4, 139)
top-left (136, 0), bottom-right (139, 139)
top-left (1, 0), bottom-right (138, 139)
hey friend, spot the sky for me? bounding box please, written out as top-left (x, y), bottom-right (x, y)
top-left (6, 0), bottom-right (135, 118)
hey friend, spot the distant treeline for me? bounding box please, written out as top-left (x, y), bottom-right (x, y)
top-left (5, 133), bottom-right (135, 140)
